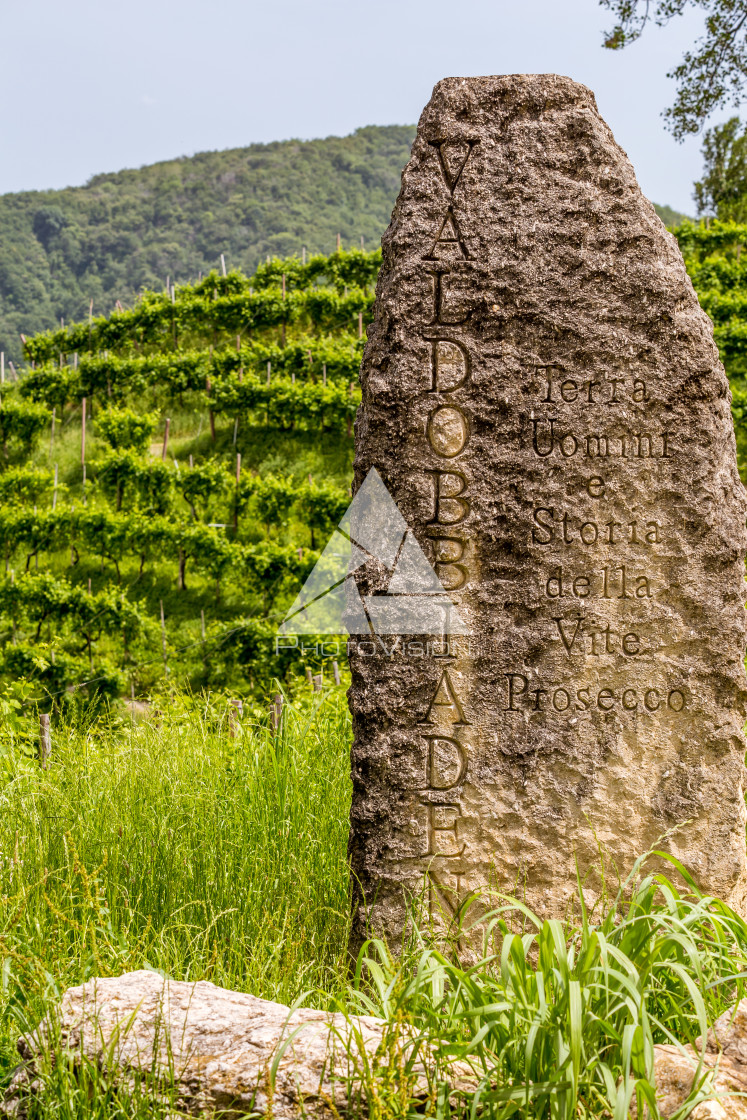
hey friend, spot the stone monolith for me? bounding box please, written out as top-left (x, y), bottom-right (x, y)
top-left (348, 74), bottom-right (747, 947)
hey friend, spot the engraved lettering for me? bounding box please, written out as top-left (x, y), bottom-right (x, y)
top-left (430, 535), bottom-right (468, 590)
top-left (421, 668), bottom-right (471, 725)
top-left (544, 565), bottom-right (655, 599)
top-left (425, 803), bottom-right (465, 857)
top-left (532, 508), bottom-right (663, 548)
top-left (427, 405), bottom-right (469, 458)
top-left (531, 418), bottom-right (674, 460)
top-left (538, 371), bottom-right (651, 406)
top-left (532, 417), bottom-right (556, 457)
top-left (503, 677), bottom-right (687, 715)
top-left (428, 270), bottom-right (471, 325)
top-left (586, 434), bottom-right (610, 458)
top-left (622, 689), bottom-right (638, 710)
top-left (546, 568), bottom-right (563, 597)
top-left (428, 138), bottom-right (480, 195)
top-left (426, 469), bottom-right (470, 525)
top-left (529, 688), bottom-right (548, 710)
top-left (553, 688), bottom-right (570, 711)
top-left (553, 617), bottom-right (583, 656)
top-left (553, 618), bottom-right (643, 656)
top-left (598, 688), bottom-right (615, 710)
top-left (421, 734), bottom-right (468, 789)
top-left (540, 368), bottom-right (556, 402)
top-left (428, 339), bottom-right (470, 392)
top-left (505, 673), bottom-right (527, 711)
top-left (425, 209), bottom-right (470, 261)
top-left (532, 507), bottom-right (555, 543)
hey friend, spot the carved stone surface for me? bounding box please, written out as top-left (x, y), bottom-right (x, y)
top-left (349, 74), bottom-right (747, 946)
top-left (0, 971), bottom-right (471, 1119)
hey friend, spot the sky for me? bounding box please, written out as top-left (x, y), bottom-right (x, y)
top-left (0, 0), bottom-right (722, 214)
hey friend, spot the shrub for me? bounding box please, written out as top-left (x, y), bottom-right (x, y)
top-left (95, 407), bottom-right (159, 453)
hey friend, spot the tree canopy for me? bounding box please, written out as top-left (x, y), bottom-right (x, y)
top-left (694, 116), bottom-right (747, 216)
top-left (601, 0), bottom-right (747, 137)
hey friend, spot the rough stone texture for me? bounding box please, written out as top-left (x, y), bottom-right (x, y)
top-left (642, 999), bottom-right (747, 1119)
top-left (349, 74), bottom-right (747, 947)
top-left (0, 970), bottom-right (470, 1118)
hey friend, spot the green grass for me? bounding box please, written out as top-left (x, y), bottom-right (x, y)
top-left (0, 687), bottom-right (353, 1103)
top-left (2, 691), bottom-right (747, 1119)
top-left (348, 868), bottom-right (747, 1120)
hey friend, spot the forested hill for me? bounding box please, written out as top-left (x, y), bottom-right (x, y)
top-left (0, 121), bottom-right (687, 364)
top-left (0, 126), bottom-right (415, 363)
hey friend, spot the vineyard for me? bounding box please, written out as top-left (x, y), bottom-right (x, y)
top-left (4, 248), bottom-right (381, 706)
top-left (677, 221), bottom-right (747, 474)
top-left (2, 223), bottom-right (746, 707)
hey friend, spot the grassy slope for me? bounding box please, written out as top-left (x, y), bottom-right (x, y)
top-left (0, 692), bottom-right (353, 1007)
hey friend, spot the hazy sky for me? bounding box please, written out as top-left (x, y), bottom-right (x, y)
top-left (1, 0), bottom-right (717, 213)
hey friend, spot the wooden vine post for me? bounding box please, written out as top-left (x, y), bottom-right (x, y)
top-left (81, 396), bottom-right (87, 501)
top-left (270, 693), bottom-right (283, 734)
top-left (228, 699), bottom-right (243, 738)
top-left (234, 453), bottom-right (242, 532)
top-left (39, 714), bottom-right (51, 769)
top-left (279, 273), bottom-right (286, 347)
top-left (206, 377), bottom-right (216, 442)
top-left (160, 600), bottom-right (168, 674)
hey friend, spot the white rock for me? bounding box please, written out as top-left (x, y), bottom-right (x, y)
top-left (644, 999), bottom-right (747, 1119)
top-left (1, 970), bottom-right (473, 1118)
